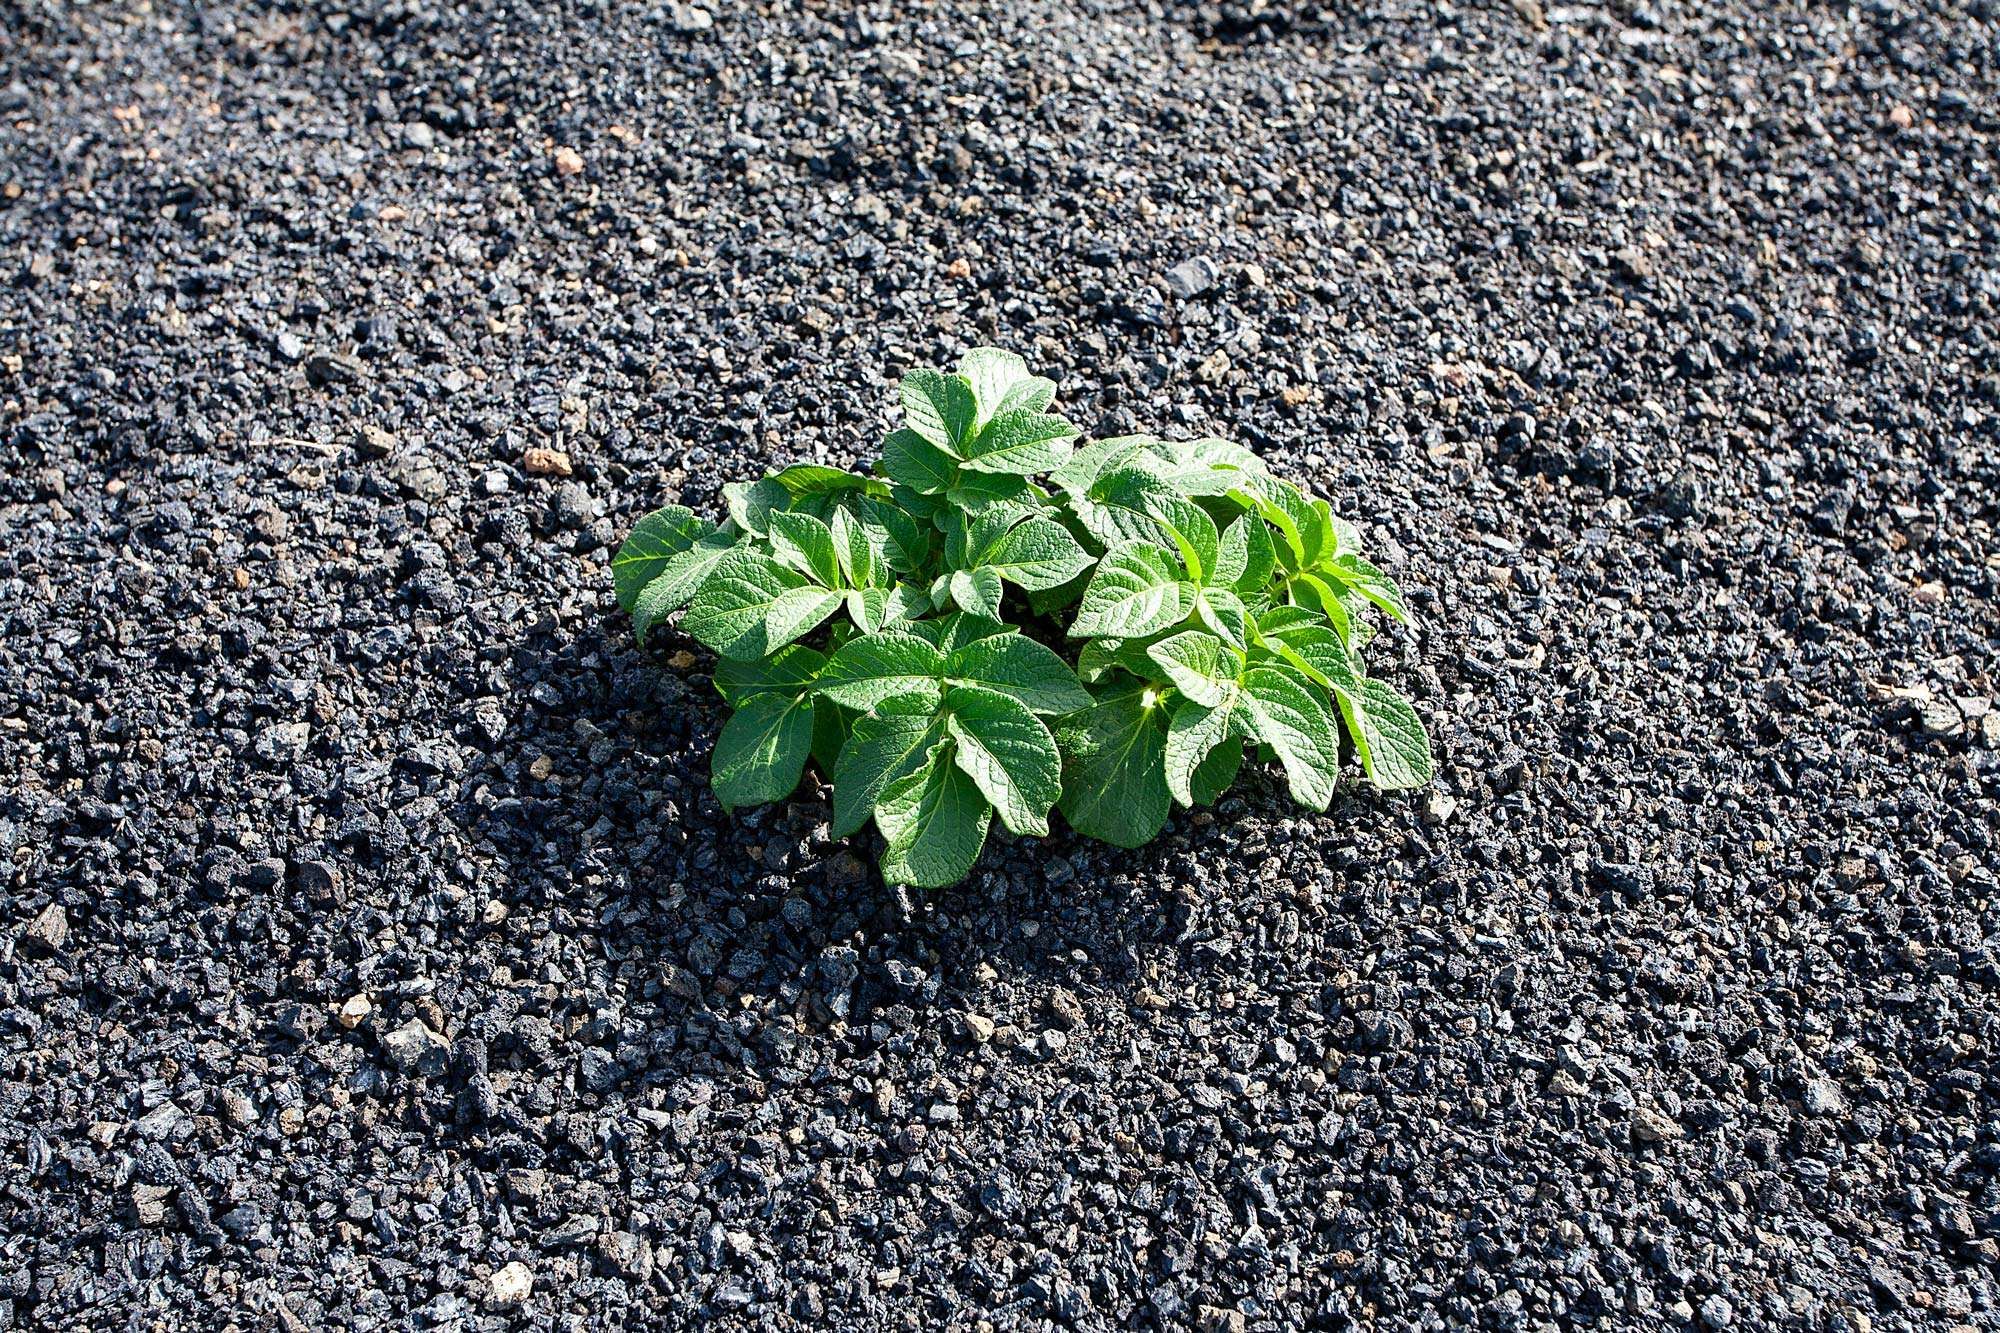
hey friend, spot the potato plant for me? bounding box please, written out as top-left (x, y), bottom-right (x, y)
top-left (613, 349), bottom-right (1433, 887)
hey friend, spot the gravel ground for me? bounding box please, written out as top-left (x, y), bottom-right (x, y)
top-left (4, 0), bottom-right (1999, 1329)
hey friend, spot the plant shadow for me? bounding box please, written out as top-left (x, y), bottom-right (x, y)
top-left (457, 618), bottom-right (1206, 1045)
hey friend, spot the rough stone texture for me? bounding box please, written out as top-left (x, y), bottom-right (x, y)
top-left (1, 1), bottom-right (1997, 1330)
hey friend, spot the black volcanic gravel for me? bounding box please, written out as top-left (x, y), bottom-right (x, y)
top-left (4, 1), bottom-right (2000, 1329)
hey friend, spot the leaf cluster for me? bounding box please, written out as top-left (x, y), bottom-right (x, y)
top-left (613, 349), bottom-right (1434, 887)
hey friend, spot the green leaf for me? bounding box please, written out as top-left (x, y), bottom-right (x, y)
top-left (723, 477), bottom-right (790, 536)
top-left (1071, 466), bottom-right (1182, 548)
top-left (1054, 680), bottom-right (1171, 848)
top-left (876, 744), bottom-right (992, 888)
top-left (958, 409), bottom-right (1078, 475)
top-left (977, 516), bottom-right (1094, 591)
top-left (947, 469), bottom-right (1033, 512)
top-left (629, 528), bottom-right (740, 642)
top-left (1325, 552), bottom-right (1411, 623)
top-left (948, 632), bottom-right (1093, 715)
top-left (1213, 515), bottom-right (1276, 595)
top-left (1134, 436), bottom-right (1267, 496)
top-left (768, 510), bottom-right (842, 588)
top-left (1340, 678), bottom-right (1434, 790)
top-left (959, 347), bottom-right (1055, 428)
top-left (942, 505), bottom-right (1027, 573)
top-left (1188, 733), bottom-right (1243, 806)
top-left (1164, 689), bottom-right (1241, 807)
top-left (1290, 570), bottom-right (1356, 644)
top-left (1240, 665), bottom-right (1341, 811)
top-left (713, 643), bottom-right (825, 707)
top-left (900, 368), bottom-right (977, 452)
top-left (885, 582), bottom-right (932, 623)
top-left (859, 496), bottom-right (930, 573)
top-left (811, 698), bottom-right (852, 775)
top-left (1259, 620), bottom-right (1360, 697)
top-left (711, 691), bottom-right (815, 811)
top-left (1076, 634), bottom-right (1167, 684)
top-left (945, 685), bottom-right (1064, 836)
top-left (683, 549), bottom-right (842, 661)
top-left (1145, 630), bottom-right (1235, 707)
top-left (831, 695), bottom-right (946, 839)
top-left (1226, 473), bottom-right (1314, 568)
top-left (1193, 586), bottom-right (1250, 649)
top-left (1142, 488), bottom-right (1219, 584)
top-left (1049, 435), bottom-right (1154, 497)
top-left (844, 587), bottom-right (885, 633)
top-left (613, 505), bottom-right (713, 611)
top-left (816, 631), bottom-right (946, 711)
top-left (828, 506), bottom-right (882, 590)
top-left (948, 566), bottom-right (1005, 620)
top-left (925, 612), bottom-right (1009, 656)
top-left (880, 427), bottom-right (958, 495)
top-left (1070, 542), bottom-right (1195, 640)
top-left (770, 463), bottom-right (882, 501)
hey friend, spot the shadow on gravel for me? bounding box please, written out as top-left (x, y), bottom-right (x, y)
top-left (458, 622), bottom-right (1196, 1039)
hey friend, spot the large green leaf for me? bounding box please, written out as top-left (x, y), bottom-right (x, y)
top-left (1339, 678), bottom-right (1434, 790)
top-left (1226, 473), bottom-right (1318, 568)
top-left (958, 409), bottom-right (1078, 476)
top-left (831, 695), bottom-right (946, 838)
top-left (1048, 435), bottom-right (1155, 497)
top-left (1054, 680), bottom-right (1172, 849)
top-left (876, 745), bottom-right (992, 888)
top-left (613, 505), bottom-right (714, 611)
top-left (859, 496), bottom-right (930, 573)
top-left (1325, 552), bottom-right (1411, 623)
top-left (1164, 689), bottom-right (1242, 807)
top-left (1129, 436), bottom-right (1267, 496)
top-left (1070, 543), bottom-right (1194, 640)
top-left (768, 511), bottom-right (842, 588)
top-left (1142, 489), bottom-right (1219, 584)
top-left (683, 549), bottom-right (842, 661)
top-left (711, 691), bottom-right (815, 811)
top-left (948, 566), bottom-right (1005, 619)
top-left (1071, 466), bottom-right (1182, 549)
top-left (1145, 630), bottom-right (1235, 707)
top-left (1259, 620), bottom-right (1360, 697)
top-left (880, 427), bottom-right (958, 495)
top-left (975, 516), bottom-right (1094, 591)
top-left (949, 632), bottom-right (1093, 715)
top-left (713, 643), bottom-right (825, 707)
top-left (1192, 586), bottom-right (1250, 649)
top-left (959, 347), bottom-right (1055, 428)
top-left (903, 612), bottom-right (1007, 655)
top-left (1240, 665), bottom-right (1340, 811)
top-left (769, 463), bottom-right (882, 502)
top-left (1212, 515), bottom-right (1275, 595)
top-left (629, 528), bottom-right (741, 642)
top-left (723, 477), bottom-right (791, 536)
top-left (900, 369), bottom-right (977, 453)
top-left (816, 631), bottom-right (946, 711)
top-left (828, 506), bottom-right (883, 590)
top-left (945, 685), bottom-right (1063, 836)
top-left (947, 469), bottom-right (1033, 513)
top-left (1188, 732), bottom-right (1243, 806)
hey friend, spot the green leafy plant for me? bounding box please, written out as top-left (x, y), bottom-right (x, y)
top-left (613, 348), bottom-right (1434, 887)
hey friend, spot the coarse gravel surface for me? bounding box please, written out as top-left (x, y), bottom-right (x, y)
top-left (4, 1), bottom-right (2000, 1330)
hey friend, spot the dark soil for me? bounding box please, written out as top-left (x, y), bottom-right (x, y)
top-left (4, 1), bottom-right (1999, 1329)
